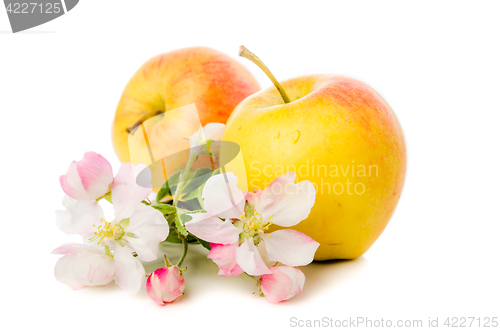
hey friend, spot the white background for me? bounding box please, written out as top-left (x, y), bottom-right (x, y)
top-left (1, 1), bottom-right (499, 330)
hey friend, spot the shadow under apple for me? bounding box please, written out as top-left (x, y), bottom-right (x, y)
top-left (281, 257), bottom-right (371, 305)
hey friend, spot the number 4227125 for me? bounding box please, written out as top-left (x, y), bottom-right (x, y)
top-left (6, 2), bottom-right (62, 14)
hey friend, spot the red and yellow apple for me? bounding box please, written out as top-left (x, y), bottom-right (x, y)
top-left (223, 49), bottom-right (406, 260)
top-left (112, 47), bottom-right (260, 180)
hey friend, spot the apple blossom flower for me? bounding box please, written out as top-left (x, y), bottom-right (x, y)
top-left (52, 243), bottom-right (145, 295)
top-left (259, 266), bottom-right (305, 303)
top-left (57, 163), bottom-right (170, 262)
top-left (59, 152), bottom-right (114, 200)
top-left (146, 266), bottom-right (185, 305)
top-left (185, 172), bottom-right (319, 276)
top-left (188, 122), bottom-right (225, 149)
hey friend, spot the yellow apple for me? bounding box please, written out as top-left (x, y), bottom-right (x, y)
top-left (112, 47), bottom-right (260, 180)
top-left (223, 47), bottom-right (406, 260)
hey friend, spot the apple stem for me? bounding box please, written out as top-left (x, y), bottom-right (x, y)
top-left (126, 109), bottom-right (165, 133)
top-left (238, 45), bottom-right (291, 104)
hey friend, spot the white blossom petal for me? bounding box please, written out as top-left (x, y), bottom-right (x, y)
top-left (235, 239), bottom-right (271, 276)
top-left (113, 245), bottom-right (145, 295)
top-left (202, 123), bottom-right (225, 142)
top-left (112, 163), bottom-right (152, 221)
top-left (189, 123), bottom-right (225, 148)
top-left (122, 203), bottom-right (169, 261)
top-left (261, 229), bottom-right (319, 266)
top-left (185, 213), bottom-right (242, 245)
top-left (51, 243), bottom-right (102, 255)
top-left (125, 203), bottom-right (167, 232)
top-left (53, 254), bottom-right (88, 290)
top-left (56, 196), bottom-right (104, 236)
top-left (258, 172), bottom-right (316, 227)
top-left (201, 173), bottom-right (245, 219)
top-left (52, 243), bottom-right (114, 290)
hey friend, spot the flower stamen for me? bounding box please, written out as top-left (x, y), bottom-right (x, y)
top-left (88, 218), bottom-right (125, 246)
top-left (238, 211), bottom-right (274, 243)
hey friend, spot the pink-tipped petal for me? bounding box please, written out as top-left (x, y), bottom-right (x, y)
top-left (113, 245), bottom-right (145, 295)
top-left (235, 239), bottom-right (271, 276)
top-left (59, 152), bottom-right (113, 200)
top-left (76, 152), bottom-right (114, 198)
top-left (185, 213), bottom-right (242, 245)
top-left (201, 173), bottom-right (245, 219)
top-left (56, 196), bottom-right (104, 236)
top-left (147, 266), bottom-right (185, 305)
top-left (207, 243), bottom-right (244, 277)
top-left (258, 172), bottom-right (316, 227)
top-left (146, 273), bottom-right (165, 306)
top-left (60, 162), bottom-right (88, 200)
top-left (260, 266), bottom-right (305, 303)
top-left (112, 163), bottom-right (152, 221)
top-left (244, 189), bottom-right (262, 209)
top-left (261, 230), bottom-right (319, 266)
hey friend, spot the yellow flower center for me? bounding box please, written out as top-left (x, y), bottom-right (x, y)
top-left (236, 208), bottom-right (273, 244)
top-left (89, 218), bottom-right (126, 246)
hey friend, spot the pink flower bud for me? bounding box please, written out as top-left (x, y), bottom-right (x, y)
top-left (59, 152), bottom-right (113, 200)
top-left (260, 266), bottom-right (305, 303)
top-left (146, 266), bottom-right (185, 305)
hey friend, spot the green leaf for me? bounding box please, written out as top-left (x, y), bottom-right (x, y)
top-left (164, 230), bottom-right (182, 243)
top-left (182, 184), bottom-right (203, 201)
top-left (178, 213), bottom-right (192, 225)
top-left (156, 170), bottom-right (182, 203)
top-left (164, 228), bottom-right (204, 245)
top-left (181, 168), bottom-right (221, 207)
top-left (178, 198), bottom-right (202, 211)
top-left (156, 182), bottom-right (171, 203)
top-left (175, 214), bottom-right (189, 237)
top-left (151, 204), bottom-right (177, 214)
top-left (180, 167), bottom-right (213, 194)
top-left (197, 238), bottom-right (212, 250)
top-left (187, 234), bottom-right (199, 243)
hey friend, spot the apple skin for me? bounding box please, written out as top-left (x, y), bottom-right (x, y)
top-left (223, 75), bottom-right (406, 260)
top-left (112, 47), bottom-right (260, 175)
